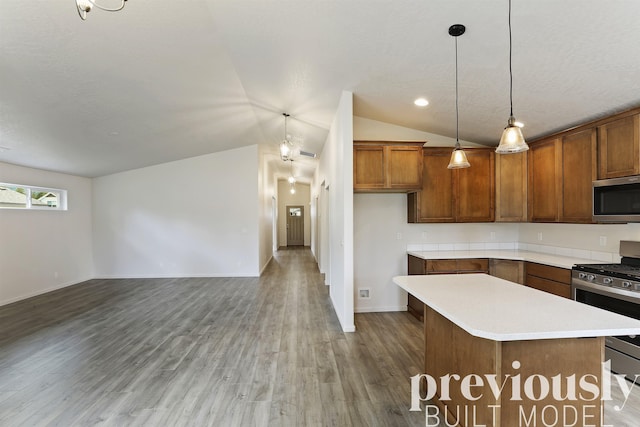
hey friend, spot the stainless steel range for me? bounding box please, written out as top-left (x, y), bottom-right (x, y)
top-left (572, 240), bottom-right (640, 381)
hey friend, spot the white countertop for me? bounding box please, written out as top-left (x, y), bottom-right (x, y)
top-left (393, 274), bottom-right (640, 341)
top-left (407, 249), bottom-right (593, 269)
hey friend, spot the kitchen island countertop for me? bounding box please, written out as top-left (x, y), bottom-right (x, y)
top-left (393, 273), bottom-right (640, 341)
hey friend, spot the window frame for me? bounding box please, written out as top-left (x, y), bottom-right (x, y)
top-left (0, 182), bottom-right (68, 211)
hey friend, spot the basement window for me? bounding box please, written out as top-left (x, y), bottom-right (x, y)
top-left (0, 183), bottom-right (67, 210)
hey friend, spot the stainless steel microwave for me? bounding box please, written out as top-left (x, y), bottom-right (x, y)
top-left (593, 175), bottom-right (640, 222)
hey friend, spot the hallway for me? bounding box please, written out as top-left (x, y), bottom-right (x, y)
top-left (0, 247), bottom-right (425, 426)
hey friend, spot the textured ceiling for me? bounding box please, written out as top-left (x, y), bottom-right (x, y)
top-left (1, 1), bottom-right (639, 180)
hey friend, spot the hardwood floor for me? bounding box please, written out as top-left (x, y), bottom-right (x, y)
top-left (0, 247), bottom-right (638, 426)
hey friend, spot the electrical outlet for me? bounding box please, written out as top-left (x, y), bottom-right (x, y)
top-left (421, 231), bottom-right (428, 239)
top-left (396, 232), bottom-right (402, 240)
top-left (599, 236), bottom-right (607, 247)
top-left (490, 231), bottom-right (496, 241)
top-left (358, 288), bottom-right (370, 299)
top-left (537, 232), bottom-right (543, 241)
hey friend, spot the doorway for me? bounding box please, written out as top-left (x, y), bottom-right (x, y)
top-left (286, 205), bottom-right (304, 246)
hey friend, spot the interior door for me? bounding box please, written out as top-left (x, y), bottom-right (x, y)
top-left (286, 205), bottom-right (304, 246)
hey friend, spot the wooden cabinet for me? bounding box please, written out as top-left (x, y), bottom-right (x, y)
top-left (407, 255), bottom-right (488, 321)
top-left (525, 262), bottom-right (572, 298)
top-left (408, 148), bottom-right (495, 223)
top-left (597, 113), bottom-right (640, 179)
top-left (495, 151), bottom-right (528, 222)
top-left (528, 129), bottom-right (596, 223)
top-left (353, 141), bottom-right (424, 192)
top-left (561, 128), bottom-right (597, 222)
top-left (528, 137), bottom-right (562, 222)
top-left (489, 259), bottom-right (525, 284)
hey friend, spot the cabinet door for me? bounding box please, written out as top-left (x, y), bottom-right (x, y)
top-left (489, 259), bottom-right (524, 284)
top-left (561, 128), bottom-right (596, 223)
top-left (525, 262), bottom-right (571, 299)
top-left (456, 258), bottom-right (489, 273)
top-left (455, 149), bottom-right (495, 222)
top-left (387, 146), bottom-right (423, 190)
top-left (353, 145), bottom-right (385, 190)
top-left (528, 138), bottom-right (562, 222)
top-left (598, 114), bottom-right (640, 179)
top-left (416, 149), bottom-right (455, 222)
top-left (495, 151), bottom-right (527, 222)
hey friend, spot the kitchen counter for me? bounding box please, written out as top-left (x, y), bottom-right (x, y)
top-left (407, 249), bottom-right (593, 269)
top-left (393, 273), bottom-right (640, 426)
top-left (393, 273), bottom-right (640, 341)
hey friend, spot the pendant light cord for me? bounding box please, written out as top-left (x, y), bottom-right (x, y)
top-left (508, 0), bottom-right (514, 117)
top-left (455, 35), bottom-right (459, 145)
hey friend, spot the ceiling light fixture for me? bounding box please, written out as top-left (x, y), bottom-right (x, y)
top-left (288, 159), bottom-right (296, 184)
top-left (496, 0), bottom-right (529, 154)
top-left (414, 98), bottom-right (429, 107)
top-left (447, 24), bottom-right (470, 170)
top-left (280, 113), bottom-right (292, 162)
top-left (76, 0), bottom-right (128, 20)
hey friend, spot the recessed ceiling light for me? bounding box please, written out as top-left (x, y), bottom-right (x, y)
top-left (414, 98), bottom-right (429, 107)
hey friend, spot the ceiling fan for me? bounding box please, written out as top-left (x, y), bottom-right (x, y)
top-left (279, 113), bottom-right (317, 161)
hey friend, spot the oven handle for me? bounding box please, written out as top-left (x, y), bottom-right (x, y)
top-left (572, 278), bottom-right (640, 304)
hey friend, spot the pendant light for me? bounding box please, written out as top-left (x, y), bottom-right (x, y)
top-left (447, 24), bottom-right (471, 169)
top-left (496, 0), bottom-right (529, 154)
top-left (280, 113), bottom-right (292, 161)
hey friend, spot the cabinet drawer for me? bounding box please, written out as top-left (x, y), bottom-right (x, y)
top-left (526, 262), bottom-right (571, 284)
top-left (525, 275), bottom-right (571, 299)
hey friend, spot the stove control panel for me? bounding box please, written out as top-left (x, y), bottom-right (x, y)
top-left (573, 271), bottom-right (640, 292)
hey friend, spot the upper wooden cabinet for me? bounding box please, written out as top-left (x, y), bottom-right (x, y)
top-left (408, 148), bottom-right (495, 223)
top-left (597, 113), bottom-right (640, 179)
top-left (528, 128), bottom-right (596, 223)
top-left (561, 128), bottom-right (597, 222)
top-left (353, 141), bottom-right (424, 192)
top-left (528, 138), bottom-right (562, 222)
top-left (495, 151), bottom-right (528, 222)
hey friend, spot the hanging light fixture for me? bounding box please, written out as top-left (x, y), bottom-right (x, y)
top-left (76, 0), bottom-right (128, 20)
top-left (496, 0), bottom-right (529, 154)
top-left (447, 24), bottom-right (471, 169)
top-left (280, 113), bottom-right (293, 162)
top-left (288, 159), bottom-right (296, 184)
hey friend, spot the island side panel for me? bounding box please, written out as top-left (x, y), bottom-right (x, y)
top-left (425, 306), bottom-right (501, 426)
top-left (499, 337), bottom-right (604, 427)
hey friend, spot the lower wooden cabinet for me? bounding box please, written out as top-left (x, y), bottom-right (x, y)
top-left (407, 256), bottom-right (489, 321)
top-left (489, 259), bottom-right (525, 285)
top-left (525, 262), bottom-right (572, 298)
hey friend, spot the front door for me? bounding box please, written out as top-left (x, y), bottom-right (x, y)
top-left (286, 206), bottom-right (304, 246)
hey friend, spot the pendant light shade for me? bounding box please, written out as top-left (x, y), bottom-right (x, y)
top-left (448, 145), bottom-right (471, 169)
top-left (280, 113), bottom-right (292, 161)
top-left (496, 0), bottom-right (529, 154)
top-left (497, 116), bottom-right (528, 153)
top-left (447, 24), bottom-right (471, 170)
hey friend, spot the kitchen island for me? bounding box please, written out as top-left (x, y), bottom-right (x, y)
top-left (393, 274), bottom-right (640, 427)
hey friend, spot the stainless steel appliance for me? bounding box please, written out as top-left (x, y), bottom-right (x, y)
top-left (572, 240), bottom-right (640, 380)
top-left (593, 175), bottom-right (640, 222)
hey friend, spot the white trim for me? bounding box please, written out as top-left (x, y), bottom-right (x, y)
top-left (0, 276), bottom-right (93, 307)
top-left (259, 255), bottom-right (273, 275)
top-left (355, 305), bottom-right (408, 313)
top-left (94, 273), bottom-right (260, 279)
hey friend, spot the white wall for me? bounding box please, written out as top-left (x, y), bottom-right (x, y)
top-left (354, 193), bottom-right (520, 312)
top-left (277, 180), bottom-right (311, 247)
top-left (313, 91), bottom-right (354, 332)
top-left (0, 162), bottom-right (94, 306)
top-left (258, 146), bottom-right (276, 273)
top-left (354, 116), bottom-right (485, 148)
top-left (92, 145), bottom-right (260, 278)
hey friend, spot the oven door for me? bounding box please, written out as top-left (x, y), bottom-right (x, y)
top-left (572, 279), bottom-right (640, 360)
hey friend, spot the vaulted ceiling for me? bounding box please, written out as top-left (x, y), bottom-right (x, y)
top-left (1, 1), bottom-right (639, 181)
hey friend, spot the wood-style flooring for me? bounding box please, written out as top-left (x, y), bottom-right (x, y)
top-left (0, 247), bottom-right (638, 426)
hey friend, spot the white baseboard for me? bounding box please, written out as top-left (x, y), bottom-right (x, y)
top-left (0, 276), bottom-right (94, 307)
top-left (354, 305), bottom-right (408, 313)
top-left (94, 272), bottom-right (259, 279)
